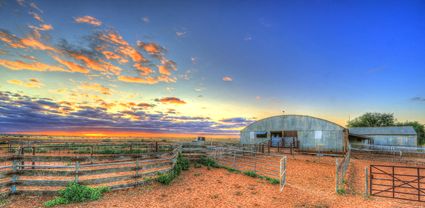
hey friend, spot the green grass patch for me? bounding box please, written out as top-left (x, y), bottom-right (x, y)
top-left (337, 188), bottom-right (346, 195)
top-left (44, 182), bottom-right (110, 207)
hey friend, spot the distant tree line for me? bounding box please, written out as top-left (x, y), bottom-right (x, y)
top-left (347, 112), bottom-right (425, 145)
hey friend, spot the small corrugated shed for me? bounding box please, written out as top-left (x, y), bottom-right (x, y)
top-left (348, 126), bottom-right (417, 147)
top-left (349, 126), bottom-right (417, 136)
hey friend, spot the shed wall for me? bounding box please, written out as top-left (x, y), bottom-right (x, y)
top-left (371, 135), bottom-right (417, 146)
top-left (240, 115), bottom-right (345, 153)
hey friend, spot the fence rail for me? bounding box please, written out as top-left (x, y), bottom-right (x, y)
top-left (0, 142), bottom-right (178, 197)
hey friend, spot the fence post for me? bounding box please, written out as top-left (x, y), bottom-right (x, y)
top-left (253, 153), bottom-right (257, 173)
top-left (11, 160), bottom-right (17, 194)
top-left (232, 150), bottom-right (236, 169)
top-left (364, 167), bottom-right (369, 198)
top-left (32, 146), bottom-right (35, 169)
top-left (135, 158), bottom-right (139, 179)
top-left (75, 161), bottom-right (80, 183)
top-left (335, 158), bottom-right (339, 192)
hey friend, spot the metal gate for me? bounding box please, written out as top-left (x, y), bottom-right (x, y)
top-left (370, 165), bottom-right (425, 202)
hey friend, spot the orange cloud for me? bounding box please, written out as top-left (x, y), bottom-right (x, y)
top-left (158, 65), bottom-right (171, 76)
top-left (52, 56), bottom-right (89, 74)
top-left (138, 42), bottom-right (162, 54)
top-left (68, 53), bottom-right (121, 75)
top-left (20, 37), bottom-right (58, 52)
top-left (74, 16), bottom-right (102, 26)
top-left (155, 97), bottom-right (186, 105)
top-left (223, 76), bottom-right (233, 81)
top-left (79, 82), bottom-right (111, 95)
top-left (0, 59), bottom-right (67, 72)
top-left (99, 31), bottom-right (146, 63)
top-left (101, 50), bottom-right (128, 64)
top-left (134, 63), bottom-right (153, 76)
top-left (0, 31), bottom-right (25, 48)
top-left (117, 75), bottom-right (159, 84)
top-left (7, 78), bottom-right (43, 88)
top-left (29, 11), bottom-right (43, 22)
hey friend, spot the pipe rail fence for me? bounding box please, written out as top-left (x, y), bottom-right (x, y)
top-left (180, 143), bottom-right (287, 192)
top-left (0, 142), bottom-right (179, 198)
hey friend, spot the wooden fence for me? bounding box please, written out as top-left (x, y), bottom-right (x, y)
top-left (0, 143), bottom-right (178, 197)
top-left (336, 144), bottom-right (351, 192)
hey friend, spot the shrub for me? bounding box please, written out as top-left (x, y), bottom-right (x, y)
top-left (157, 153), bottom-right (189, 185)
top-left (44, 182), bottom-right (110, 207)
top-left (194, 163), bottom-right (202, 168)
top-left (198, 156), bottom-right (219, 168)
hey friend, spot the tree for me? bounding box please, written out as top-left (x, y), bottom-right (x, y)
top-left (347, 112), bottom-right (395, 127)
top-left (396, 121), bottom-right (425, 145)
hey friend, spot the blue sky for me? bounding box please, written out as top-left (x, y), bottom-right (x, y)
top-left (0, 0), bottom-right (424, 136)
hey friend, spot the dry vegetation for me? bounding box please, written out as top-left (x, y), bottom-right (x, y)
top-left (3, 154), bottom-right (425, 208)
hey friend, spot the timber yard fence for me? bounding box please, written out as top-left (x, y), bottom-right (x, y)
top-left (0, 142), bottom-right (179, 197)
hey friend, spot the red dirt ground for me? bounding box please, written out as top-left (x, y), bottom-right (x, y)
top-left (3, 155), bottom-right (425, 208)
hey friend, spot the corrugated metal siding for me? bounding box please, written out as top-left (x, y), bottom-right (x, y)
top-left (349, 126), bottom-right (417, 135)
top-left (240, 115), bottom-right (345, 153)
top-left (371, 135), bottom-right (417, 146)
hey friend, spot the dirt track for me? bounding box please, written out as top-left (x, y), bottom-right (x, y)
top-left (3, 155), bottom-right (425, 208)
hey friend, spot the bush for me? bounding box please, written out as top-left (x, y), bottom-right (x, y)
top-left (44, 182), bottom-right (110, 207)
top-left (157, 153), bottom-right (189, 185)
top-left (198, 156), bottom-right (219, 168)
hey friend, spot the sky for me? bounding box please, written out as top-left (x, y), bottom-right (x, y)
top-left (0, 0), bottom-right (424, 137)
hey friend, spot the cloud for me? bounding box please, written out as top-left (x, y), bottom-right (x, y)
top-left (74, 16), bottom-right (102, 26)
top-left (244, 34), bottom-right (253, 41)
top-left (29, 11), bottom-right (43, 22)
top-left (118, 76), bottom-right (159, 84)
top-left (7, 78), bottom-right (43, 88)
top-left (52, 56), bottom-right (89, 74)
top-left (411, 97), bottom-right (425, 102)
top-left (0, 4), bottom-right (179, 86)
top-left (0, 59), bottom-right (67, 72)
top-left (176, 31), bottom-right (186, 37)
top-left (29, 2), bottom-right (43, 13)
top-left (142, 17), bottom-right (150, 23)
top-left (158, 65), bottom-right (171, 75)
top-left (16, 0), bottom-right (25, 6)
top-left (0, 91), bottom-right (240, 134)
top-left (79, 82), bottom-right (111, 95)
top-left (155, 97), bottom-right (186, 105)
top-left (222, 76), bottom-right (233, 81)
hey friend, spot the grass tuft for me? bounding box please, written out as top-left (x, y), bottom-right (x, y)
top-left (44, 182), bottom-right (109, 207)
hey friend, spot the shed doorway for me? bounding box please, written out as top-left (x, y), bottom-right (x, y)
top-left (283, 131), bottom-right (298, 148)
top-left (270, 131), bottom-right (282, 147)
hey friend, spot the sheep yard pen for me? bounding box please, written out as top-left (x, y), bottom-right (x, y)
top-left (0, 142), bottom-right (179, 197)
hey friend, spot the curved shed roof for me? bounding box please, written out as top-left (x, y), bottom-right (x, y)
top-left (241, 114), bottom-right (345, 132)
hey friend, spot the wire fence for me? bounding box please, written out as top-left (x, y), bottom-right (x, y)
top-left (351, 143), bottom-right (425, 155)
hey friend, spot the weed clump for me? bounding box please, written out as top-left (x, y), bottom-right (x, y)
top-left (198, 156), bottom-right (219, 168)
top-left (157, 153), bottom-right (189, 185)
top-left (44, 182), bottom-right (109, 207)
